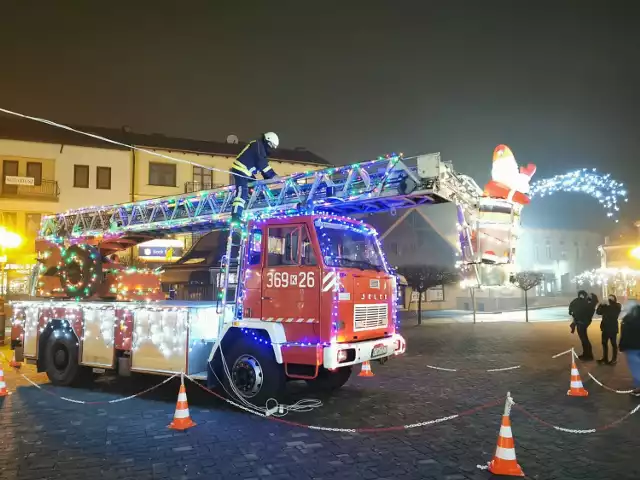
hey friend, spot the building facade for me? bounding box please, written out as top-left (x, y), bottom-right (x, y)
top-left (515, 227), bottom-right (602, 295)
top-left (0, 117), bottom-right (329, 295)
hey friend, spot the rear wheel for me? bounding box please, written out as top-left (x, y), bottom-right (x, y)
top-left (306, 366), bottom-right (352, 392)
top-left (43, 332), bottom-right (90, 386)
top-left (222, 340), bottom-right (285, 405)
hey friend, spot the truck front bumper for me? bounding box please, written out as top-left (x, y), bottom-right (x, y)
top-left (323, 333), bottom-right (406, 370)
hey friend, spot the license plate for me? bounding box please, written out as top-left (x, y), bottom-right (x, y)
top-left (371, 344), bottom-right (388, 358)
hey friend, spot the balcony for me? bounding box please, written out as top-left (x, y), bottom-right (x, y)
top-left (1, 179), bottom-right (60, 201)
top-left (184, 181), bottom-right (224, 193)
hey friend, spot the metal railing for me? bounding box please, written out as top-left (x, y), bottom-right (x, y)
top-left (1, 179), bottom-right (59, 200)
top-left (184, 181), bottom-right (224, 193)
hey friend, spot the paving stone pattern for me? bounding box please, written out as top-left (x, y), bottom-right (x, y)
top-left (1, 318), bottom-right (639, 480)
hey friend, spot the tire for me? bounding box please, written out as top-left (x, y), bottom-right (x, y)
top-left (306, 366), bottom-right (352, 392)
top-left (221, 340), bottom-right (285, 405)
top-left (43, 331), bottom-right (88, 386)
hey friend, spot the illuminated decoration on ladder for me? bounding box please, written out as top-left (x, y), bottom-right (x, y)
top-left (529, 168), bottom-right (627, 222)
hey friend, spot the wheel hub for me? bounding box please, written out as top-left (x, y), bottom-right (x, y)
top-left (231, 355), bottom-right (264, 398)
top-left (53, 346), bottom-right (69, 370)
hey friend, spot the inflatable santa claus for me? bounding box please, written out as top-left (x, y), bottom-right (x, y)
top-left (483, 145), bottom-right (536, 204)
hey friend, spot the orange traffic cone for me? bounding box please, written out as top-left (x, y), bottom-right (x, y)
top-left (358, 361), bottom-right (375, 377)
top-left (9, 352), bottom-right (21, 369)
top-left (0, 366), bottom-right (8, 397)
top-left (487, 392), bottom-right (524, 477)
top-left (168, 376), bottom-right (196, 431)
top-left (567, 350), bottom-right (588, 397)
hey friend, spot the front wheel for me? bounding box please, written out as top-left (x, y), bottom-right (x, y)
top-left (306, 366), bottom-right (352, 392)
top-left (222, 341), bottom-right (285, 405)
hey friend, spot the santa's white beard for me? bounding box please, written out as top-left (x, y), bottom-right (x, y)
top-left (491, 158), bottom-right (518, 187)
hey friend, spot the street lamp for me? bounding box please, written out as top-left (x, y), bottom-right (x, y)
top-left (631, 246), bottom-right (640, 260)
top-left (0, 227), bottom-right (22, 296)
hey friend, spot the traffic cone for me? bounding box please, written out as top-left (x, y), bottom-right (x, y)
top-left (358, 361), bottom-right (375, 377)
top-left (168, 376), bottom-right (196, 431)
top-left (567, 350), bottom-right (589, 397)
top-left (9, 353), bottom-right (21, 369)
top-left (487, 392), bottom-right (524, 477)
top-left (0, 366), bottom-right (8, 397)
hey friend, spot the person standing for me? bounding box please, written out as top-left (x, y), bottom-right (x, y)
top-left (568, 290), bottom-right (594, 360)
top-left (619, 304), bottom-right (640, 397)
top-left (596, 294), bottom-right (622, 365)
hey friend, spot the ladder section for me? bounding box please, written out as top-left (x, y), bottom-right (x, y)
top-left (39, 154), bottom-right (483, 239)
top-left (216, 224), bottom-right (246, 321)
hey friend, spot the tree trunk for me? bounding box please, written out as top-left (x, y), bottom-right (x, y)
top-left (524, 289), bottom-right (529, 323)
top-left (417, 291), bottom-right (423, 325)
top-left (470, 287), bottom-right (476, 324)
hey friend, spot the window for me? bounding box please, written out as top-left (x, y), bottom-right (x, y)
top-left (248, 229), bottom-right (262, 266)
top-left (267, 226), bottom-right (300, 266)
top-left (193, 166), bottom-right (213, 190)
top-left (96, 167), bottom-right (111, 190)
top-left (301, 227), bottom-right (317, 266)
top-left (315, 219), bottom-right (385, 271)
top-left (149, 162), bottom-right (176, 187)
top-left (74, 165), bottom-right (89, 188)
top-left (545, 240), bottom-right (551, 260)
top-left (26, 162), bottom-right (42, 186)
top-left (25, 213), bottom-right (42, 236)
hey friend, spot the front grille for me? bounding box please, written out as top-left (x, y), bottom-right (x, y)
top-left (353, 303), bottom-right (388, 331)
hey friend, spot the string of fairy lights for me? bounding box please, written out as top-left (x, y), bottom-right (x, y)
top-left (529, 168), bottom-right (628, 222)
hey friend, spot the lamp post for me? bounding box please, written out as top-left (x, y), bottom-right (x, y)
top-left (0, 227), bottom-right (22, 297)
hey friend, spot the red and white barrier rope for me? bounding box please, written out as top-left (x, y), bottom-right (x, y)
top-left (19, 373), bottom-right (177, 405)
top-left (184, 373), bottom-right (502, 432)
top-left (425, 349), bottom-right (573, 373)
top-left (513, 402), bottom-right (640, 434)
top-left (587, 372), bottom-right (634, 394)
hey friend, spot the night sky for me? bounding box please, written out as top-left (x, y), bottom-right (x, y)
top-left (1, 1), bottom-right (639, 230)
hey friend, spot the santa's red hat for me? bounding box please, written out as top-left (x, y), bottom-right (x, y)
top-left (492, 144), bottom-right (515, 162)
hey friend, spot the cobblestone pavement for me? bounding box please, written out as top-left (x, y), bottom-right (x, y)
top-left (1, 319), bottom-right (639, 480)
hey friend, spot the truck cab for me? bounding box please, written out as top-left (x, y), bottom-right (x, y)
top-left (209, 214), bottom-right (405, 401)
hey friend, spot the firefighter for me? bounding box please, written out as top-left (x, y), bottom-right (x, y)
top-left (231, 132), bottom-right (279, 222)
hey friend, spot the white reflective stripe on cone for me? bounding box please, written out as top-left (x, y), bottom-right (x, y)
top-left (174, 408), bottom-right (190, 419)
top-left (570, 381), bottom-right (584, 388)
top-left (178, 392), bottom-right (188, 402)
top-left (499, 426), bottom-right (513, 438)
top-left (495, 446), bottom-right (517, 461)
top-left (571, 369), bottom-right (580, 375)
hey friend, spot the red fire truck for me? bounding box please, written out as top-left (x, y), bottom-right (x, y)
top-left (10, 152), bottom-right (514, 404)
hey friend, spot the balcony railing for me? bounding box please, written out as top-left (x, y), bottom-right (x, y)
top-left (1, 179), bottom-right (60, 200)
top-left (184, 181), bottom-right (224, 193)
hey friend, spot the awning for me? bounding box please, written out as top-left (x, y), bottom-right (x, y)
top-left (396, 274), bottom-right (408, 286)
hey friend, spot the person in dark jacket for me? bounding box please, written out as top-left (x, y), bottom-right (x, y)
top-left (568, 290), bottom-right (594, 360)
top-left (619, 304), bottom-right (640, 397)
top-left (596, 294), bottom-right (622, 365)
top-left (230, 132), bottom-right (279, 222)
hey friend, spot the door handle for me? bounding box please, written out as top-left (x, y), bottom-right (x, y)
top-left (262, 296), bottom-right (272, 300)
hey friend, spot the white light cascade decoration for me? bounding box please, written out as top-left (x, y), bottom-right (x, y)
top-left (529, 168), bottom-right (627, 222)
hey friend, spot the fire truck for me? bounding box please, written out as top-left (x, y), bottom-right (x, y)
top-left (10, 152), bottom-right (520, 404)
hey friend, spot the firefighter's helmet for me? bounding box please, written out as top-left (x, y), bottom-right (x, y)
top-left (263, 132), bottom-right (279, 149)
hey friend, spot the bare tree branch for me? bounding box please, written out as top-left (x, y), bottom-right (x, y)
top-left (398, 265), bottom-right (459, 293)
top-left (510, 271), bottom-right (544, 292)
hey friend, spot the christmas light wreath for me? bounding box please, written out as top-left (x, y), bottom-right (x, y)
top-left (59, 244), bottom-right (103, 298)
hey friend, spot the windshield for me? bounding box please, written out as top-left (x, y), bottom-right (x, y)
top-left (315, 220), bottom-right (386, 272)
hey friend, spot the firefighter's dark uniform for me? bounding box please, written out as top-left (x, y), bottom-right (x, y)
top-left (231, 138), bottom-right (277, 221)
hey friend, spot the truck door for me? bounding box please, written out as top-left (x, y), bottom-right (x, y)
top-left (262, 224), bottom-right (320, 338)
